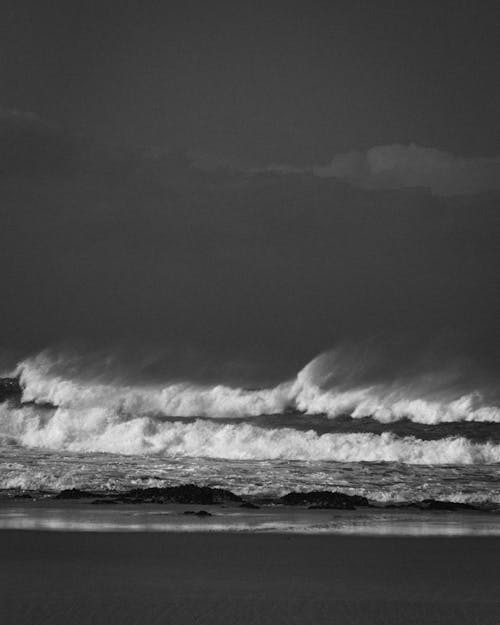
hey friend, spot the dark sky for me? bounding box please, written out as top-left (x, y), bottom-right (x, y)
top-left (0, 1), bottom-right (499, 383)
top-left (2, 0), bottom-right (499, 162)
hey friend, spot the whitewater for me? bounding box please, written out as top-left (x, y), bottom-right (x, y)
top-left (1, 349), bottom-right (500, 504)
top-left (11, 349), bottom-right (500, 425)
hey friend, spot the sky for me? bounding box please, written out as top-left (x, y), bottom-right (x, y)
top-left (2, 0), bottom-right (499, 161)
top-left (0, 1), bottom-right (499, 383)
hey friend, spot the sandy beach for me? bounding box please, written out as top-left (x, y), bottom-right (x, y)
top-left (1, 530), bottom-right (499, 625)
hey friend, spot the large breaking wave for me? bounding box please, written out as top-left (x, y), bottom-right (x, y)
top-left (11, 349), bottom-right (500, 424)
top-left (0, 349), bottom-right (497, 464)
top-left (2, 403), bottom-right (500, 464)
top-left (0, 348), bottom-right (499, 464)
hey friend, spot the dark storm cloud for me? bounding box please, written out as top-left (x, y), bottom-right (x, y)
top-left (1, 1), bottom-right (499, 162)
top-left (0, 112), bottom-right (499, 382)
top-left (0, 108), bottom-right (77, 175)
top-left (270, 144), bottom-right (500, 196)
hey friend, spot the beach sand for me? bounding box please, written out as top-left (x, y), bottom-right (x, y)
top-left (1, 530), bottom-right (499, 625)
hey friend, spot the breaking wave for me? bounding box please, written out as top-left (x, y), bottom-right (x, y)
top-left (10, 349), bottom-right (500, 425)
top-left (2, 401), bottom-right (500, 464)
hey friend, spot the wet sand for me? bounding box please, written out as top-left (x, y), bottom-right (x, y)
top-left (1, 530), bottom-right (500, 625)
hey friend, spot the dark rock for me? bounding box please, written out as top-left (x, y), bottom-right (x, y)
top-left (90, 499), bottom-right (117, 505)
top-left (349, 495), bottom-right (370, 507)
top-left (240, 501), bottom-right (260, 509)
top-left (416, 499), bottom-right (479, 512)
top-left (183, 510), bottom-right (212, 517)
top-left (115, 484), bottom-right (242, 505)
top-left (54, 489), bottom-right (97, 499)
top-left (384, 499), bottom-right (480, 511)
top-left (281, 490), bottom-right (370, 510)
top-left (0, 377), bottom-right (22, 403)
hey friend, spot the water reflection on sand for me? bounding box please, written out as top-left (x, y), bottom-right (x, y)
top-left (1, 504), bottom-right (499, 536)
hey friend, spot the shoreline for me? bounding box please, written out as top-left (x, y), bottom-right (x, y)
top-left (1, 499), bottom-right (500, 536)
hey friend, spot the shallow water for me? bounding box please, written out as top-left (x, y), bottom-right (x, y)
top-left (2, 447), bottom-right (500, 506)
top-left (1, 501), bottom-right (500, 536)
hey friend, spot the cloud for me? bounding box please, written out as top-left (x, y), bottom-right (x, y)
top-left (0, 107), bottom-right (77, 175)
top-left (0, 112), bottom-right (499, 382)
top-left (310, 144), bottom-right (500, 196)
top-left (0, 107), bottom-right (55, 127)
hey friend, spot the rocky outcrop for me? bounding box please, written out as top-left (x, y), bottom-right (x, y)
top-left (385, 499), bottom-right (480, 511)
top-left (42, 486), bottom-right (489, 513)
top-left (414, 499), bottom-right (479, 512)
top-left (280, 490), bottom-right (370, 510)
top-left (54, 489), bottom-right (98, 499)
top-left (117, 484), bottom-right (241, 504)
top-left (183, 510), bottom-right (212, 517)
top-left (0, 377), bottom-right (22, 403)
top-left (58, 484), bottom-right (242, 505)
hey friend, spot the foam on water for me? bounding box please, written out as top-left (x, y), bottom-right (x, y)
top-left (3, 401), bottom-right (500, 464)
top-left (1, 446), bottom-right (500, 506)
top-left (13, 349), bottom-right (500, 425)
top-left (2, 348), bottom-right (500, 506)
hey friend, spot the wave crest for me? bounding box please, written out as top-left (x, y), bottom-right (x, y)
top-left (9, 348), bottom-right (500, 425)
top-left (2, 402), bottom-right (500, 464)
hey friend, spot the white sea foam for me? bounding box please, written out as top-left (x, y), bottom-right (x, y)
top-left (291, 352), bottom-right (500, 424)
top-left (12, 350), bottom-right (500, 425)
top-left (2, 401), bottom-right (500, 464)
top-left (16, 352), bottom-right (293, 418)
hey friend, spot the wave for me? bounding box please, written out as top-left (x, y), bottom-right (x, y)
top-left (15, 352), bottom-right (293, 418)
top-left (2, 401), bottom-right (500, 464)
top-left (10, 349), bottom-right (500, 425)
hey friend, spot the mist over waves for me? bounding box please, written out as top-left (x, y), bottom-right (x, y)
top-left (1, 112), bottom-right (499, 386)
top-left (1, 113), bottom-right (499, 471)
top-left (0, 346), bottom-right (499, 466)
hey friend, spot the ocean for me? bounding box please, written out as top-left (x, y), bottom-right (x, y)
top-left (1, 349), bottom-right (500, 518)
